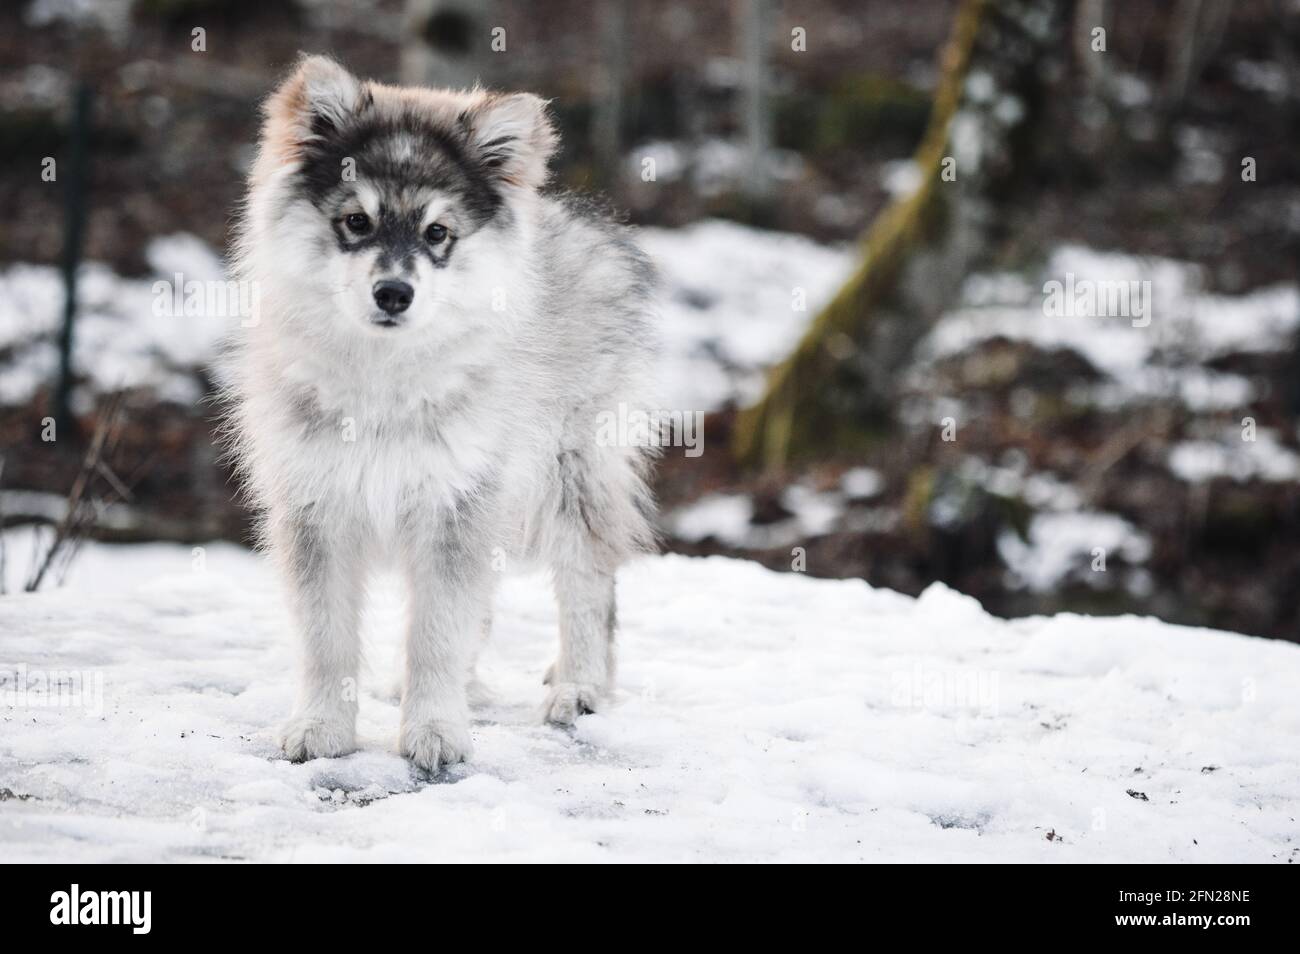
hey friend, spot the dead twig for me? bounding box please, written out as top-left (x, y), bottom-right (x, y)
top-left (25, 392), bottom-right (130, 592)
top-left (1077, 405), bottom-right (1175, 503)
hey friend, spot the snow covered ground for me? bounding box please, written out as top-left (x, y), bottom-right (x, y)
top-left (2, 538), bottom-right (1298, 863)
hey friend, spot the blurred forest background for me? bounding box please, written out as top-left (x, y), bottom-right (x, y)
top-left (2, 0), bottom-right (1299, 641)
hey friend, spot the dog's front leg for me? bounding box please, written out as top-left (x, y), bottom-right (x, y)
top-left (397, 504), bottom-right (494, 772)
top-left (272, 509), bottom-right (366, 761)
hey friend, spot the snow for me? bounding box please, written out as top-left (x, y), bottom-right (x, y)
top-left (1232, 59), bottom-right (1290, 100)
top-left (959, 456), bottom-right (1083, 512)
top-left (24, 0), bottom-right (133, 34)
top-left (956, 458), bottom-right (1151, 594)
top-left (880, 159), bottom-right (923, 199)
top-left (1168, 428), bottom-right (1300, 483)
top-left (924, 245), bottom-right (1300, 411)
top-left (638, 220), bottom-right (854, 410)
top-left (667, 483), bottom-right (847, 550)
top-left (669, 493), bottom-right (754, 546)
top-left (2, 539), bottom-right (1298, 863)
top-left (998, 512), bottom-right (1152, 593)
top-left (840, 466), bottom-right (885, 500)
top-left (0, 234), bottom-right (231, 409)
top-left (780, 484), bottom-right (843, 537)
top-left (663, 458), bottom-right (1130, 561)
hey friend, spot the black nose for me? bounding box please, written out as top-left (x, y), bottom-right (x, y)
top-left (372, 279), bottom-right (413, 315)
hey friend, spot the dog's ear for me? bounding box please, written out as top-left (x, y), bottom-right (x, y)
top-left (262, 55), bottom-right (371, 161)
top-left (458, 93), bottom-right (557, 191)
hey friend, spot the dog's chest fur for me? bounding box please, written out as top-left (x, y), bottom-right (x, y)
top-left (253, 337), bottom-right (536, 537)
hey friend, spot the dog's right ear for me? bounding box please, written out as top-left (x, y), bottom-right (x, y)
top-left (262, 55), bottom-right (371, 162)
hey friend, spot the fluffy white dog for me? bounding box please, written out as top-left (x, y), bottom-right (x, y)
top-left (225, 56), bottom-right (658, 772)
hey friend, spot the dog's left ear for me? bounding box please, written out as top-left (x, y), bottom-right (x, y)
top-left (459, 93), bottom-right (557, 191)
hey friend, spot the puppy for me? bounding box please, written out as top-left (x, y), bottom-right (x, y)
top-left (225, 55), bottom-right (658, 771)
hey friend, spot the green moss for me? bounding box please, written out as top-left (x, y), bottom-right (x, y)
top-left (902, 467), bottom-right (936, 535)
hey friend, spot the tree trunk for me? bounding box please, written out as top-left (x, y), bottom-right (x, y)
top-left (592, 0), bottom-right (628, 186)
top-left (738, 0), bottom-right (773, 201)
top-left (733, 0), bottom-right (1069, 470)
top-left (1162, 0), bottom-right (1230, 111)
top-left (54, 82), bottom-right (92, 437)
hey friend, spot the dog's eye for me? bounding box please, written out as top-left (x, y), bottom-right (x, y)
top-left (425, 223), bottom-right (448, 245)
top-left (344, 213), bottom-right (371, 234)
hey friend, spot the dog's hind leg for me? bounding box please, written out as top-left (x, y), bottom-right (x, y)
top-left (545, 552), bottom-right (617, 725)
top-left (541, 446), bottom-right (645, 725)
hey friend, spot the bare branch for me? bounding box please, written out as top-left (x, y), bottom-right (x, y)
top-left (25, 391), bottom-right (130, 592)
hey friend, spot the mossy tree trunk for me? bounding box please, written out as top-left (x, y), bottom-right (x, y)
top-left (733, 0), bottom-right (1069, 470)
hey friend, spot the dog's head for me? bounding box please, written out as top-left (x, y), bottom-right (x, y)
top-left (246, 55), bottom-right (555, 339)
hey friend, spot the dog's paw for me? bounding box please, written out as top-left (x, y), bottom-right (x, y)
top-left (400, 719), bottom-right (472, 773)
top-left (277, 714), bottom-right (356, 762)
top-left (541, 681), bottom-right (603, 726)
